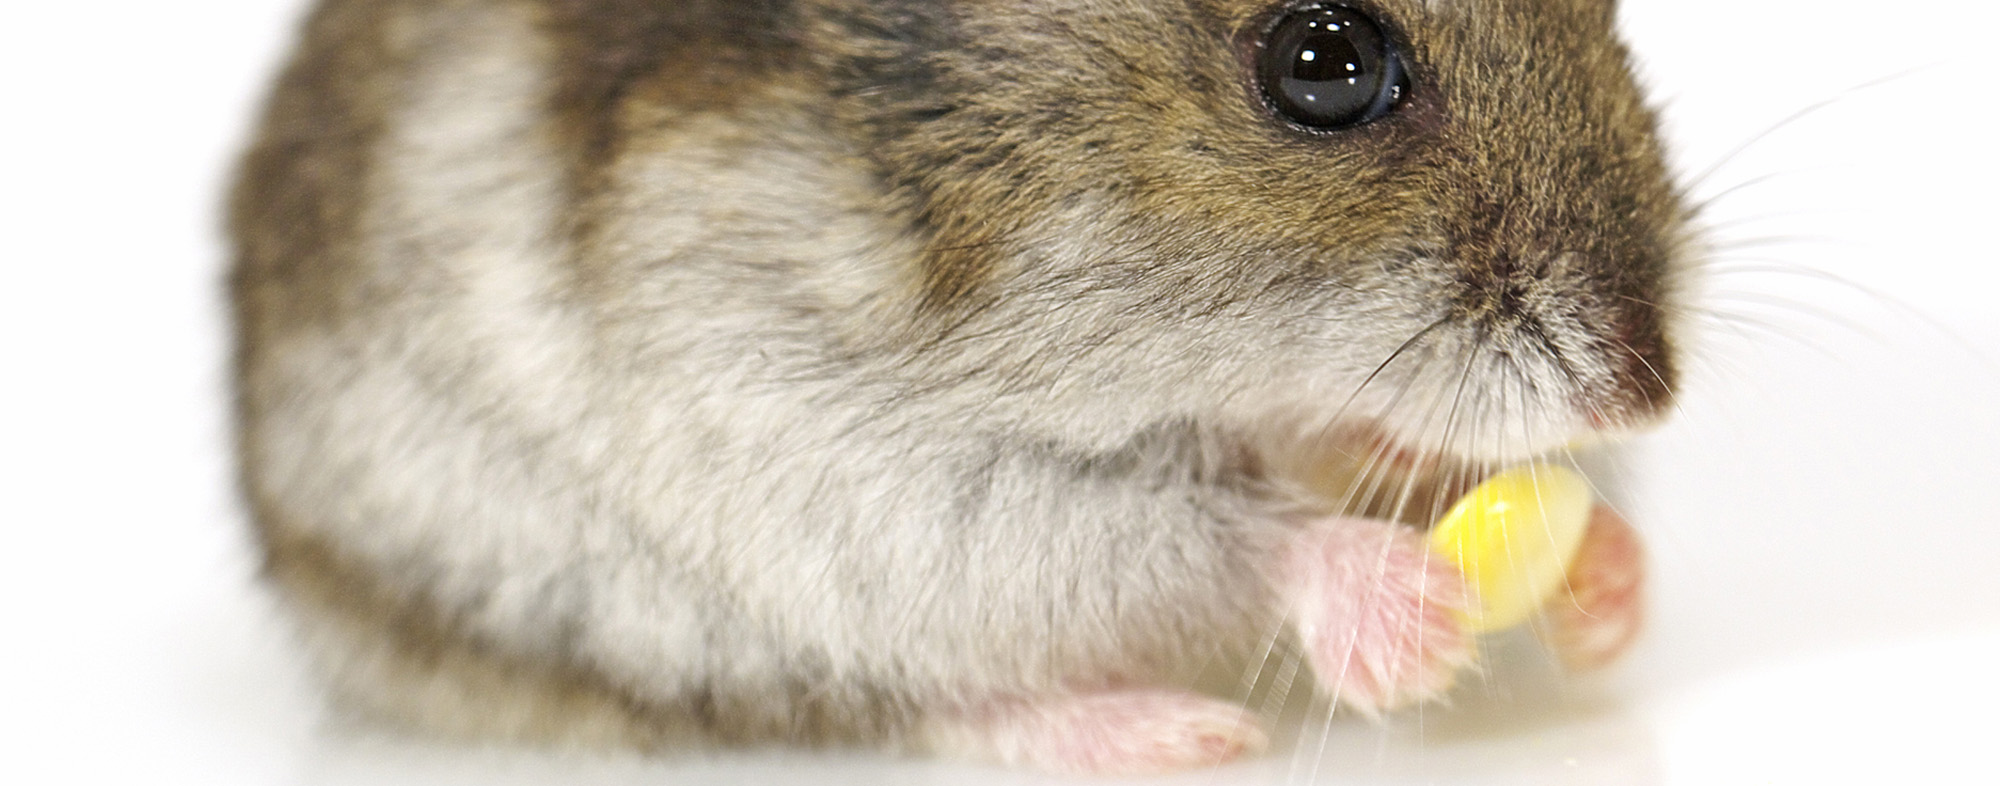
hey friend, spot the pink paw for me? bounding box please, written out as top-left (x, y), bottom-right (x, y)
top-left (930, 689), bottom-right (1268, 776)
top-left (1284, 517), bottom-right (1475, 716)
top-left (1540, 505), bottom-right (1647, 671)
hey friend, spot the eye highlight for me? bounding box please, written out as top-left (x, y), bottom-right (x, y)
top-left (1256, 4), bottom-right (1409, 130)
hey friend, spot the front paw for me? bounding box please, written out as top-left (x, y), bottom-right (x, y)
top-left (1539, 505), bottom-right (1647, 671)
top-left (1282, 517), bottom-right (1476, 717)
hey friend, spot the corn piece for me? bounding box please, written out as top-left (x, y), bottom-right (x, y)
top-left (1428, 464), bottom-right (1593, 633)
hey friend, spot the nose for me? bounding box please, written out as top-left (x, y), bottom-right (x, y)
top-left (1450, 253), bottom-right (1677, 433)
top-left (1593, 303), bottom-right (1676, 430)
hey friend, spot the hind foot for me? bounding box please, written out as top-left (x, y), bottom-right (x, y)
top-left (926, 688), bottom-right (1267, 776)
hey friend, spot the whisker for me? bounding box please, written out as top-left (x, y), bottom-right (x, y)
top-left (1230, 322), bottom-right (1458, 771)
top-left (1300, 343), bottom-right (1475, 784)
top-left (1687, 306), bottom-right (1844, 355)
top-left (1682, 66), bottom-right (1934, 196)
top-left (1327, 317), bottom-right (1454, 432)
top-left (1699, 234), bottom-right (1834, 254)
top-left (1698, 261), bottom-right (2000, 370)
top-left (1687, 171), bottom-right (1787, 219)
top-left (1689, 206), bottom-right (1816, 238)
top-left (1701, 290), bottom-right (1887, 343)
top-left (1607, 335), bottom-right (1691, 425)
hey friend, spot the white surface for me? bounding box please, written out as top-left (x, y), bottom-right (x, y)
top-left (4, 1), bottom-right (1998, 784)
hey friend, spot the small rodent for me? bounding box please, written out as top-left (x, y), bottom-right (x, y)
top-left (230, 0), bottom-right (1683, 774)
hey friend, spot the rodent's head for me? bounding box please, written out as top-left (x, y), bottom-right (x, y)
top-left (827, 0), bottom-right (1690, 461)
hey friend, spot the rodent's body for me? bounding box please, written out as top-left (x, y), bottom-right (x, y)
top-left (233, 0), bottom-right (1686, 770)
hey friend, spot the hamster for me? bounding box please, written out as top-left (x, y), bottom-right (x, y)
top-left (230, 0), bottom-right (1685, 775)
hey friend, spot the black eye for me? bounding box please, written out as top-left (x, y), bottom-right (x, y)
top-left (1257, 5), bottom-right (1409, 130)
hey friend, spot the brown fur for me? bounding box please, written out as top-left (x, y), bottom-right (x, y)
top-left (541, 0), bottom-right (806, 205)
top-left (229, 0), bottom-right (400, 343)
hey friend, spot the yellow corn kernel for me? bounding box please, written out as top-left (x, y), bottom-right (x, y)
top-left (1429, 464), bottom-right (1593, 633)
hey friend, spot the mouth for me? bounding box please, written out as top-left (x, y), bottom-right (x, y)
top-left (1268, 419), bottom-right (1603, 529)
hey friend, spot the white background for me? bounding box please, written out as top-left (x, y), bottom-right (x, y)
top-left (5, 1), bottom-right (1998, 784)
